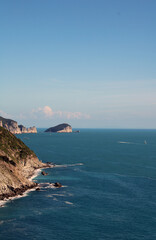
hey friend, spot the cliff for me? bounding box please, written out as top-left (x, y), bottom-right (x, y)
top-left (0, 126), bottom-right (47, 200)
top-left (0, 116), bottom-right (37, 134)
top-left (45, 123), bottom-right (72, 133)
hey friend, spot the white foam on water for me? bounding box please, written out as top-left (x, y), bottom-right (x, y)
top-left (51, 193), bottom-right (66, 196)
top-left (0, 218), bottom-right (16, 224)
top-left (12, 188), bottom-right (37, 200)
top-left (0, 164), bottom-right (60, 207)
top-left (0, 200), bottom-right (7, 207)
top-left (29, 169), bottom-right (42, 181)
top-left (39, 182), bottom-right (67, 189)
top-left (29, 164), bottom-right (55, 181)
top-left (0, 187), bottom-right (37, 207)
top-left (53, 197), bottom-right (58, 201)
top-left (44, 185), bottom-right (56, 189)
top-left (64, 201), bottom-right (73, 205)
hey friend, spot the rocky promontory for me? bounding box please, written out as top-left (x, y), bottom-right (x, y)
top-left (0, 126), bottom-right (48, 200)
top-left (0, 116), bottom-right (37, 134)
top-left (45, 123), bottom-right (72, 133)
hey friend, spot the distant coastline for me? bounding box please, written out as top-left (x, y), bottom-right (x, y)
top-left (0, 116), bottom-right (37, 134)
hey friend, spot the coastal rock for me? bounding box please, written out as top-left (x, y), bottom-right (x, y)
top-left (54, 182), bottom-right (62, 188)
top-left (45, 123), bottom-right (72, 133)
top-left (0, 116), bottom-right (37, 134)
top-left (27, 126), bottom-right (37, 133)
top-left (18, 125), bottom-right (27, 133)
top-left (0, 127), bottom-right (47, 200)
top-left (41, 171), bottom-right (48, 176)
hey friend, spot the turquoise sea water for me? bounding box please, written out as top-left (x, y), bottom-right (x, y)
top-left (0, 129), bottom-right (156, 240)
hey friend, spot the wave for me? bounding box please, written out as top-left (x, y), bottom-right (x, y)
top-left (29, 169), bottom-right (42, 181)
top-left (38, 183), bottom-right (67, 189)
top-left (64, 201), bottom-right (73, 205)
top-left (0, 200), bottom-right (8, 207)
top-left (0, 218), bottom-right (16, 225)
top-left (0, 188), bottom-right (37, 207)
top-left (51, 193), bottom-right (66, 196)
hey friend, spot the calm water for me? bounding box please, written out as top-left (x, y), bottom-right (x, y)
top-left (0, 129), bottom-right (156, 240)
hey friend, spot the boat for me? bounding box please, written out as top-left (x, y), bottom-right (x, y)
top-left (144, 140), bottom-right (147, 144)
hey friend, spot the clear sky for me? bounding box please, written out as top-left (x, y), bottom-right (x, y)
top-left (1, 0), bottom-right (156, 128)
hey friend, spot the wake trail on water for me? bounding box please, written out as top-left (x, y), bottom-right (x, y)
top-left (118, 141), bottom-right (132, 144)
top-left (118, 141), bottom-right (146, 145)
top-left (54, 163), bottom-right (84, 168)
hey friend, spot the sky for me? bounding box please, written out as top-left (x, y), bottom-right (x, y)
top-left (0, 0), bottom-right (156, 128)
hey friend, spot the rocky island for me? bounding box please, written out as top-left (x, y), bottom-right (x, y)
top-left (0, 126), bottom-right (48, 201)
top-left (0, 116), bottom-right (37, 134)
top-left (45, 123), bottom-right (72, 133)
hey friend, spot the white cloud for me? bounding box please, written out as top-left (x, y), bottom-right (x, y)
top-left (42, 106), bottom-right (53, 117)
top-left (32, 106), bottom-right (90, 120)
top-left (62, 111), bottom-right (90, 119)
top-left (32, 106), bottom-right (54, 118)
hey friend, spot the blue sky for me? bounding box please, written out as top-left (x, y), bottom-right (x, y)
top-left (1, 0), bottom-right (156, 128)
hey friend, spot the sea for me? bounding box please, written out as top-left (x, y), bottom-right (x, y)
top-left (0, 129), bottom-right (156, 240)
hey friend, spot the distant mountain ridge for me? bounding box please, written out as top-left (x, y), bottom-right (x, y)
top-left (0, 116), bottom-right (37, 134)
top-left (45, 123), bottom-right (72, 133)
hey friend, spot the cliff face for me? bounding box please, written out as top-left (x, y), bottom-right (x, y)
top-left (0, 116), bottom-right (37, 134)
top-left (18, 125), bottom-right (37, 134)
top-left (45, 123), bottom-right (72, 133)
top-left (0, 127), bottom-right (46, 199)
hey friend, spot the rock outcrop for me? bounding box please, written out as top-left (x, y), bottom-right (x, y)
top-left (18, 125), bottom-right (37, 134)
top-left (0, 116), bottom-right (37, 134)
top-left (41, 171), bottom-right (48, 176)
top-left (54, 182), bottom-right (62, 188)
top-left (0, 126), bottom-right (47, 200)
top-left (45, 123), bottom-right (72, 133)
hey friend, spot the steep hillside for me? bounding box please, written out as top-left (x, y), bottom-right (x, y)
top-left (0, 127), bottom-right (47, 200)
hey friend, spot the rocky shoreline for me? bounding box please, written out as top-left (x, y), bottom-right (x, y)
top-left (0, 126), bottom-right (61, 207)
top-left (0, 182), bottom-right (38, 201)
top-left (0, 163), bottom-right (54, 206)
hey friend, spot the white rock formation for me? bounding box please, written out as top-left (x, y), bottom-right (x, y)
top-left (0, 116), bottom-right (37, 134)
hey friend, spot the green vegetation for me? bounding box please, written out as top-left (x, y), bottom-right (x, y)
top-left (0, 126), bottom-right (36, 163)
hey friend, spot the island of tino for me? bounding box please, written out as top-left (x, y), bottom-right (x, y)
top-left (45, 123), bottom-right (72, 133)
